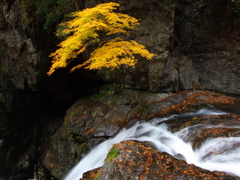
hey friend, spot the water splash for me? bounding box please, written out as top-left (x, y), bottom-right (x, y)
top-left (64, 108), bottom-right (240, 180)
top-left (64, 122), bottom-right (139, 180)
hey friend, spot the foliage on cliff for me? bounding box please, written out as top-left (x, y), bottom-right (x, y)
top-left (47, 2), bottom-right (155, 75)
top-left (20, 0), bottom-right (80, 31)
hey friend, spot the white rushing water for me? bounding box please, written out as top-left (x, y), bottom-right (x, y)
top-left (64, 108), bottom-right (240, 180)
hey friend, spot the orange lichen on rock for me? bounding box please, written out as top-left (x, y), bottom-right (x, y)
top-left (108, 117), bottom-right (128, 129)
top-left (146, 90), bottom-right (238, 119)
top-left (84, 140), bottom-right (235, 179)
top-left (82, 167), bottom-right (102, 179)
top-left (82, 127), bottom-right (97, 136)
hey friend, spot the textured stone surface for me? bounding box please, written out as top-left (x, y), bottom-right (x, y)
top-left (170, 0), bottom-right (240, 94)
top-left (0, 2), bottom-right (40, 91)
top-left (43, 90), bottom-right (239, 179)
top-left (83, 140), bottom-right (238, 180)
top-left (141, 90), bottom-right (239, 119)
top-left (104, 0), bottom-right (240, 94)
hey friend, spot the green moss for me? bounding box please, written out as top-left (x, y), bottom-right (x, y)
top-left (92, 93), bottom-right (106, 103)
top-left (20, 0), bottom-right (80, 31)
top-left (105, 147), bottom-right (120, 162)
top-left (77, 142), bottom-right (86, 160)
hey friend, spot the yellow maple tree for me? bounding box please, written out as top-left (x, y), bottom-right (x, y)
top-left (47, 2), bottom-right (155, 75)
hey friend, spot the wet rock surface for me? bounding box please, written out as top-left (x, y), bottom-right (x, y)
top-left (141, 90), bottom-right (239, 119)
top-left (166, 114), bottom-right (240, 148)
top-left (83, 140), bottom-right (238, 180)
top-left (78, 90), bottom-right (240, 180)
top-left (42, 90), bottom-right (240, 179)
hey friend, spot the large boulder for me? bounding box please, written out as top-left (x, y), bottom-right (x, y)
top-left (83, 140), bottom-right (238, 180)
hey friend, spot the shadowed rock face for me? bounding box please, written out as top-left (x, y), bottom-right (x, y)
top-left (172, 0), bottom-right (240, 94)
top-left (0, 1), bottom-right (101, 179)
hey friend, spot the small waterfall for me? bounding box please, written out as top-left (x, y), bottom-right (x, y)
top-left (64, 108), bottom-right (240, 180)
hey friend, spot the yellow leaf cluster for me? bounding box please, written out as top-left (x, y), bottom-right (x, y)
top-left (47, 2), bottom-right (155, 75)
top-left (71, 38), bottom-right (155, 71)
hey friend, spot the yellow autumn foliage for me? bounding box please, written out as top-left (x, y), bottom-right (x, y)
top-left (47, 2), bottom-right (155, 75)
top-left (71, 38), bottom-right (155, 71)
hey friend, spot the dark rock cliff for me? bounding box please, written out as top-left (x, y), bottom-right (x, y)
top-left (0, 0), bottom-right (240, 179)
top-left (93, 0), bottom-right (240, 94)
top-left (0, 1), bottom-right (46, 179)
top-left (0, 1), bottom-right (90, 179)
top-left (172, 0), bottom-right (240, 94)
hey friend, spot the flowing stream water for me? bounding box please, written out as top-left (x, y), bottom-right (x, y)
top-left (64, 108), bottom-right (240, 180)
